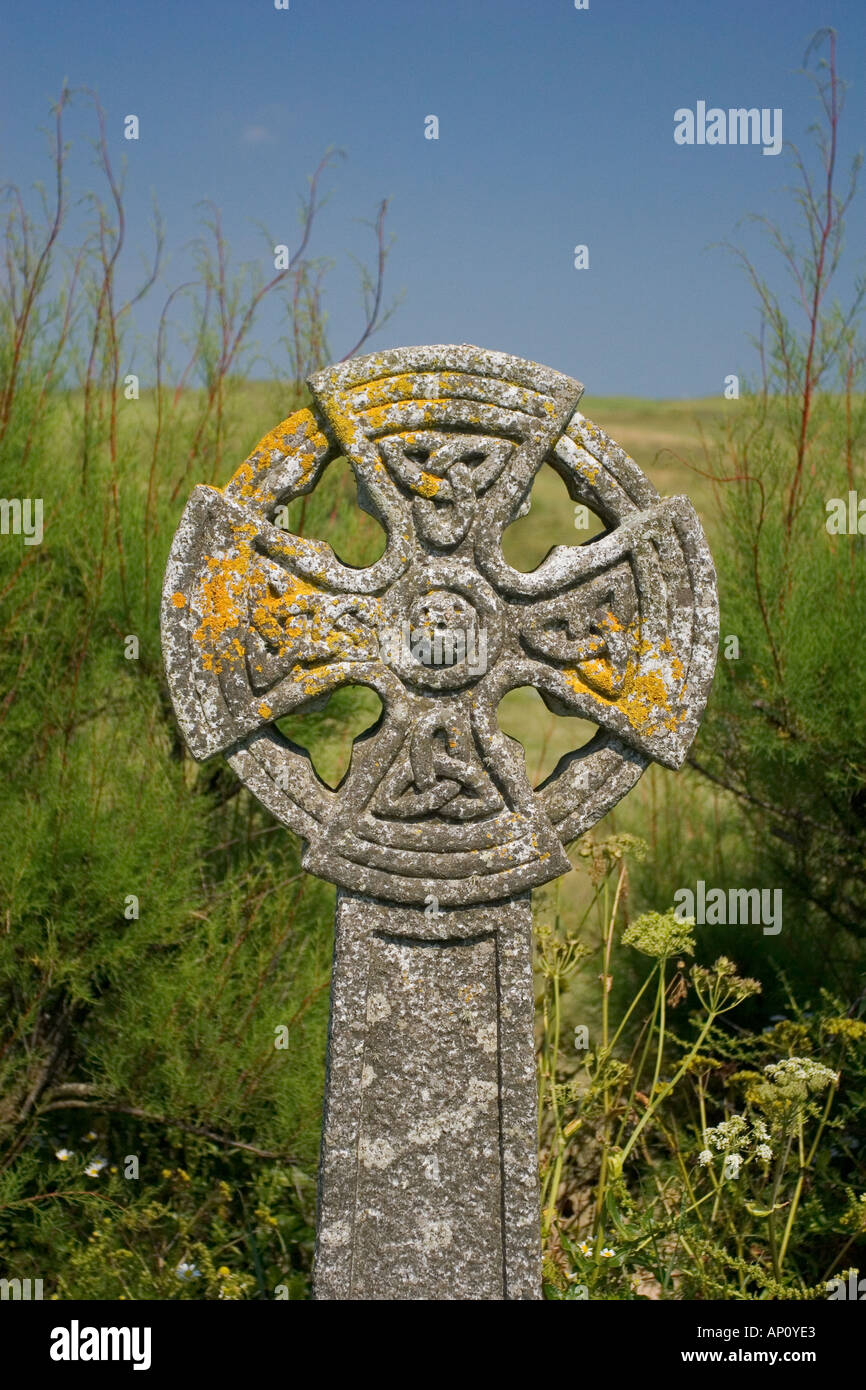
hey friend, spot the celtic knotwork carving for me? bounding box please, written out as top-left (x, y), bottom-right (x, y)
top-left (162, 345), bottom-right (718, 910)
top-left (371, 709), bottom-right (503, 821)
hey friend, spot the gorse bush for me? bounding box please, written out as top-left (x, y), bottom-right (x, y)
top-left (0, 89), bottom-right (392, 1299)
top-left (688, 31), bottom-right (866, 983)
top-left (617, 31), bottom-right (866, 1019)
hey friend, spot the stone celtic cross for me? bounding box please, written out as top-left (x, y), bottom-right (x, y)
top-left (161, 345), bottom-right (718, 1300)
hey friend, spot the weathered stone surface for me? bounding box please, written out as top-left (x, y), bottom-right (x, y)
top-left (161, 345), bottom-right (718, 1300)
top-left (315, 893), bottom-right (538, 1300)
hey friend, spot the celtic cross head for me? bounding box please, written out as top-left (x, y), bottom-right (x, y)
top-left (162, 345), bottom-right (718, 909)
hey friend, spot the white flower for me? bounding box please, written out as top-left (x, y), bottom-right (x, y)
top-left (703, 1115), bottom-right (749, 1152)
top-left (84, 1157), bottom-right (108, 1177)
top-left (725, 1153), bottom-right (743, 1179)
top-left (698, 1149), bottom-right (713, 1166)
top-left (176, 1262), bottom-right (202, 1281)
top-left (55, 1148), bottom-right (73, 1162)
top-left (703, 1114), bottom-right (771, 1159)
top-left (577, 1240), bottom-right (593, 1256)
top-left (600, 1247), bottom-right (615, 1258)
top-left (83, 1130), bottom-right (98, 1142)
top-left (756, 1143), bottom-right (773, 1162)
top-left (764, 1058), bottom-right (837, 1093)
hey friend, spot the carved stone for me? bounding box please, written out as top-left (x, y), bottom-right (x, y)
top-left (161, 345), bottom-right (718, 1299)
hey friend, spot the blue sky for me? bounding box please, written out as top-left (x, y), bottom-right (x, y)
top-left (3, 0), bottom-right (865, 397)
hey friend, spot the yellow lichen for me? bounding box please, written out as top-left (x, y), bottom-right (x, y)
top-left (192, 541), bottom-right (257, 672)
top-left (226, 409), bottom-right (328, 500)
top-left (562, 632), bottom-right (684, 740)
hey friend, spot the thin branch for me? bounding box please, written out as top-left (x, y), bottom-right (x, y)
top-left (340, 197), bottom-right (393, 361)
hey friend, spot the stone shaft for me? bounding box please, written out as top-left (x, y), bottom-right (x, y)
top-left (314, 891), bottom-right (541, 1300)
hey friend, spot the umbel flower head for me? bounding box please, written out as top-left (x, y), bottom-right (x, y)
top-left (763, 1057), bottom-right (838, 1097)
top-left (823, 1017), bottom-right (866, 1044)
top-left (699, 1114), bottom-right (773, 1166)
top-left (622, 910), bottom-right (696, 960)
top-left (740, 1056), bottom-right (838, 1129)
top-left (691, 956), bottom-right (761, 1012)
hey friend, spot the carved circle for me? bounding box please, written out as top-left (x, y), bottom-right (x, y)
top-left (162, 346), bottom-right (718, 908)
top-left (381, 561), bottom-right (504, 692)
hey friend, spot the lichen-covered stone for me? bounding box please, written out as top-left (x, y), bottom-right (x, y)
top-left (161, 345), bottom-right (718, 1300)
top-left (316, 893), bottom-right (539, 1300)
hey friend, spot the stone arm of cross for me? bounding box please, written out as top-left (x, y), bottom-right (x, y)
top-left (162, 477), bottom-right (710, 773)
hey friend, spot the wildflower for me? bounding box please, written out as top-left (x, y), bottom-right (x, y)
top-left (840, 1194), bottom-right (866, 1233)
top-left (697, 1149), bottom-right (713, 1166)
top-left (724, 1153), bottom-right (743, 1179)
top-left (55, 1148), bottom-right (73, 1162)
top-left (161, 1168), bottom-right (173, 1179)
top-left (703, 1115), bottom-right (749, 1153)
top-left (764, 1057), bottom-right (837, 1097)
top-left (84, 1157), bottom-right (107, 1177)
top-left (824, 1018), bottom-right (866, 1043)
top-left (622, 910), bottom-right (695, 960)
top-left (216, 1265), bottom-right (231, 1278)
top-left (762, 1019), bottom-right (811, 1053)
top-left (578, 832), bottom-right (647, 885)
top-left (577, 1240), bottom-right (593, 1256)
top-left (691, 957), bottom-right (761, 1010)
top-left (600, 1247), bottom-right (615, 1258)
top-left (756, 1144), bottom-right (773, 1162)
top-left (176, 1262), bottom-right (202, 1281)
top-left (701, 1114), bottom-right (769, 1162)
top-left (684, 1055), bottom-right (722, 1075)
top-left (83, 1130), bottom-right (97, 1142)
